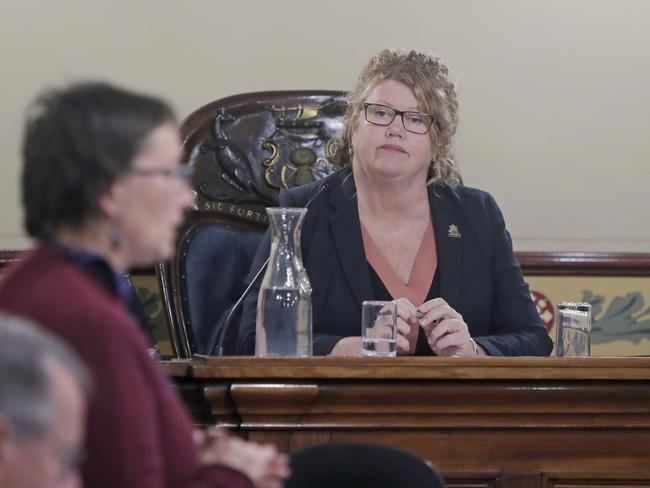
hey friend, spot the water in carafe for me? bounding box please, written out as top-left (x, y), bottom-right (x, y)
top-left (255, 207), bottom-right (312, 357)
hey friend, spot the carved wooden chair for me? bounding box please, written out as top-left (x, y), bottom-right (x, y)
top-left (158, 91), bottom-right (347, 358)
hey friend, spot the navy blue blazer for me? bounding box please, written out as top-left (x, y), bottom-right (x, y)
top-left (238, 170), bottom-right (553, 356)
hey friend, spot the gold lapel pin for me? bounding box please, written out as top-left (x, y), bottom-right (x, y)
top-left (448, 224), bottom-right (461, 239)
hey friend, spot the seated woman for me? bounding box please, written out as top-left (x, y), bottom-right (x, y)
top-left (0, 82), bottom-right (288, 487)
top-left (239, 48), bottom-right (553, 357)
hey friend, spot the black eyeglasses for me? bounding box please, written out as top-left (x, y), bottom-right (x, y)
top-left (363, 103), bottom-right (435, 134)
top-left (128, 165), bottom-right (194, 182)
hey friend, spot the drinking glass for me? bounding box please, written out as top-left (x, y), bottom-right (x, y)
top-left (361, 300), bottom-right (397, 357)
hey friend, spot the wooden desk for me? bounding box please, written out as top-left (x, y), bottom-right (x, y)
top-left (163, 356), bottom-right (650, 487)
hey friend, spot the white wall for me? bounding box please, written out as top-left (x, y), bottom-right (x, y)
top-left (2, 0), bottom-right (648, 251)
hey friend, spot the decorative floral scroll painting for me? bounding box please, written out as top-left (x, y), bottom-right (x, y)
top-left (527, 276), bottom-right (650, 356)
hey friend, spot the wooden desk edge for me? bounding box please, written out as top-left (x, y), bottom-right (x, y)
top-left (160, 356), bottom-right (650, 380)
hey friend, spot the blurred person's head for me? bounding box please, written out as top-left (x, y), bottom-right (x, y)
top-left (337, 48), bottom-right (462, 187)
top-left (22, 82), bottom-right (195, 270)
top-left (0, 313), bottom-right (90, 488)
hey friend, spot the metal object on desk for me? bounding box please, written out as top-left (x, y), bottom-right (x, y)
top-left (555, 301), bottom-right (592, 357)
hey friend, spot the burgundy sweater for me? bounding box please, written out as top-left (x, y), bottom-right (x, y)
top-left (0, 245), bottom-right (253, 488)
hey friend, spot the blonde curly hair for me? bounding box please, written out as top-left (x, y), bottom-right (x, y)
top-left (336, 48), bottom-right (462, 187)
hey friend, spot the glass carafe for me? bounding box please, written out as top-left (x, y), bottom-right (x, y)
top-left (255, 207), bottom-right (312, 356)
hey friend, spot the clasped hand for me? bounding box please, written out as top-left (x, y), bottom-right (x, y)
top-left (395, 297), bottom-right (477, 356)
top-left (330, 297), bottom-right (479, 357)
top-left (194, 426), bottom-right (290, 488)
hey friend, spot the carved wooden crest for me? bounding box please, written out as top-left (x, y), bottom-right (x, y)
top-left (181, 91), bottom-right (347, 225)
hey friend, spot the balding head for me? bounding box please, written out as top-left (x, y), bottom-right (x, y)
top-left (0, 313), bottom-right (90, 488)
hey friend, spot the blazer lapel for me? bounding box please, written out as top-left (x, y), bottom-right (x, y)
top-left (429, 186), bottom-right (463, 309)
top-left (328, 179), bottom-right (374, 308)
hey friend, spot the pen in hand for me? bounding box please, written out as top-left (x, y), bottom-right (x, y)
top-left (416, 310), bottom-right (440, 327)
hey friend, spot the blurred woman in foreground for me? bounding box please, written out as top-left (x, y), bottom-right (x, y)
top-left (0, 82), bottom-right (288, 488)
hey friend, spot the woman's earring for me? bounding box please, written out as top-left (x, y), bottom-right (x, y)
top-left (428, 160), bottom-right (438, 179)
top-left (110, 226), bottom-right (123, 251)
top-left (348, 144), bottom-right (354, 159)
